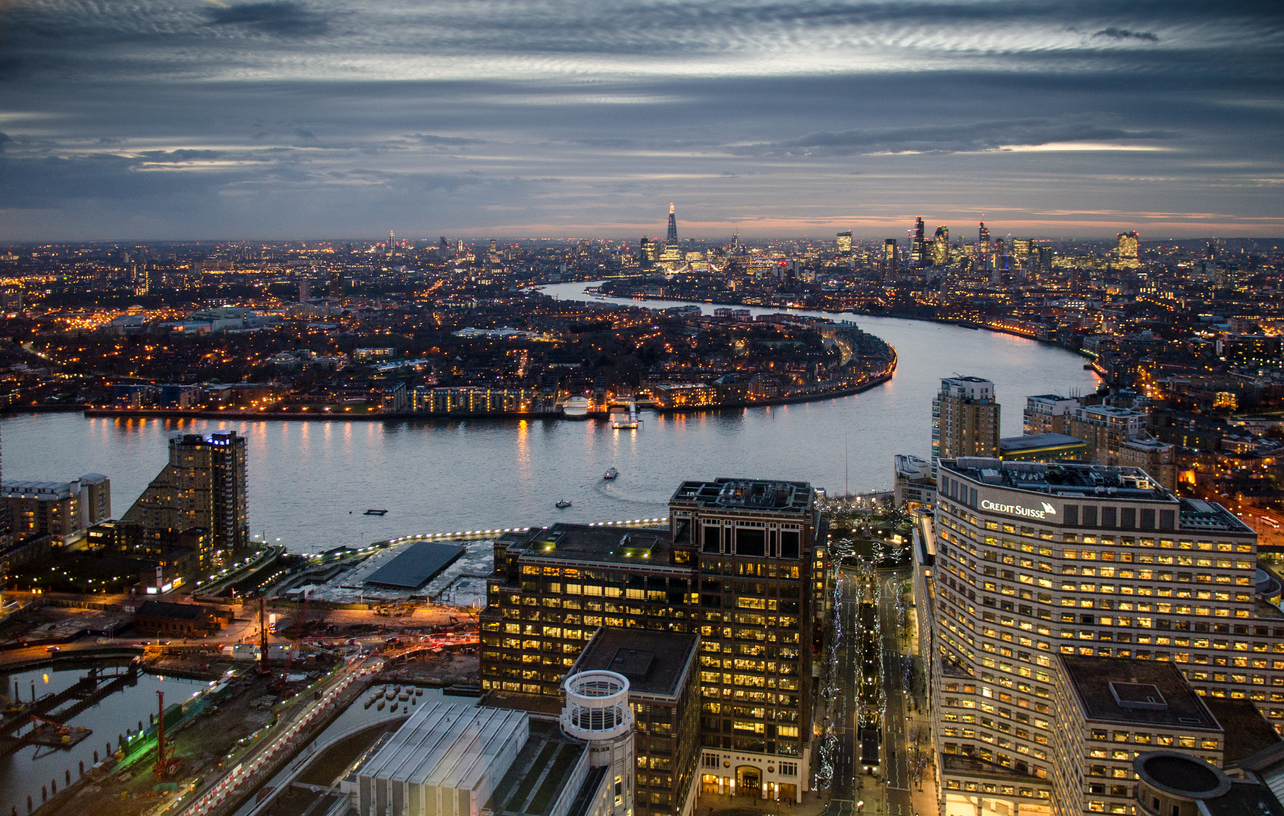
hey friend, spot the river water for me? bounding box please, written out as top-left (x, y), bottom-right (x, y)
top-left (0, 281), bottom-right (1098, 552)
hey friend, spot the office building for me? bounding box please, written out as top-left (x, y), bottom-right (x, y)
top-left (912, 217), bottom-right (927, 267)
top-left (123, 430), bottom-right (248, 569)
top-left (1, 473), bottom-right (110, 546)
top-left (837, 231), bottom-right (852, 255)
top-left (933, 376), bottom-right (1001, 466)
top-left (917, 457), bottom-right (1284, 816)
top-left (979, 222), bottom-right (992, 268)
top-left (328, 267), bottom-right (344, 298)
top-left (933, 226), bottom-right (950, 267)
top-left (1116, 232), bottom-right (1140, 269)
top-left (480, 478), bottom-right (829, 803)
top-left (666, 204), bottom-right (679, 247)
top-left (641, 237), bottom-right (659, 263)
top-left (884, 238), bottom-right (899, 280)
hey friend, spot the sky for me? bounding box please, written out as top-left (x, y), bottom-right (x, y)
top-left (1, 0), bottom-right (1282, 241)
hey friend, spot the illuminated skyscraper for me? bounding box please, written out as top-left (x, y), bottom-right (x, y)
top-left (666, 203), bottom-right (679, 246)
top-left (836, 231), bottom-right (852, 254)
top-left (932, 226), bottom-right (949, 266)
top-left (883, 238), bottom-right (898, 280)
top-left (978, 221), bottom-right (992, 268)
top-left (1116, 231), bottom-right (1140, 268)
top-left (911, 216), bottom-right (927, 266)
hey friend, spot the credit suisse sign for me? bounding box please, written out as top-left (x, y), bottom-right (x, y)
top-left (980, 499), bottom-right (1058, 520)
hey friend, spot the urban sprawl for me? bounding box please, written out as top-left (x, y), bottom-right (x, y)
top-left (3, 208), bottom-right (1284, 816)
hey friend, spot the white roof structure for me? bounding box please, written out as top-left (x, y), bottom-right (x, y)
top-left (356, 701), bottom-right (529, 816)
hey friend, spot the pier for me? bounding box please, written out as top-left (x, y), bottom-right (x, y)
top-left (0, 662), bottom-right (138, 755)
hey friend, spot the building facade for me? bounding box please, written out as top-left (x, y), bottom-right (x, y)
top-left (480, 478), bottom-right (829, 805)
top-left (917, 458), bottom-right (1284, 816)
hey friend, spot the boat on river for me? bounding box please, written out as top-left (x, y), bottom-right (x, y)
top-left (603, 467), bottom-right (619, 480)
top-left (556, 499), bottom-right (572, 508)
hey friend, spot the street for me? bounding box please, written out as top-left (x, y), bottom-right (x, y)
top-left (878, 572), bottom-right (912, 816)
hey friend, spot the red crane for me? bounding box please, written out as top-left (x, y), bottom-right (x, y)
top-left (153, 690), bottom-right (180, 777)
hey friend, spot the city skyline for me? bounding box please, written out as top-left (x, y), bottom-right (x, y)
top-left (1, 1), bottom-right (1282, 241)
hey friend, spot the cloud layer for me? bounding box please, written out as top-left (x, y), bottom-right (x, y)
top-left (1, 0), bottom-right (1282, 238)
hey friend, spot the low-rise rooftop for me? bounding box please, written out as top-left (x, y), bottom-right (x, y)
top-left (670, 477), bottom-right (814, 514)
top-left (571, 628), bottom-right (698, 698)
top-left (1061, 656), bottom-right (1218, 730)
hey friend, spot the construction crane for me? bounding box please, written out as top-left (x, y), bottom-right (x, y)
top-left (153, 690), bottom-right (180, 777)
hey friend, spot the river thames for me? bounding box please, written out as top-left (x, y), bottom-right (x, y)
top-left (0, 282), bottom-right (1098, 552)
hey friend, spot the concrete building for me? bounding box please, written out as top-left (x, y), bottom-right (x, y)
top-left (933, 377), bottom-right (1000, 466)
top-left (1, 473), bottom-right (110, 546)
top-left (916, 457), bottom-right (1284, 816)
top-left (480, 478), bottom-right (829, 803)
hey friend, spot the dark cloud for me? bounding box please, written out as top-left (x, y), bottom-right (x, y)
top-left (294, 128), bottom-right (319, 142)
top-left (1094, 27), bottom-right (1160, 42)
top-left (0, 133), bottom-right (9, 153)
top-left (204, 2), bottom-right (331, 37)
top-left (736, 119), bottom-right (1178, 157)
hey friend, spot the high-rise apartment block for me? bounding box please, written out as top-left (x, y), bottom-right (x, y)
top-left (933, 376), bottom-right (1001, 465)
top-left (480, 478), bottom-right (828, 805)
top-left (837, 231), bottom-right (852, 254)
top-left (123, 430), bottom-right (249, 569)
top-left (917, 457), bottom-right (1284, 816)
top-left (328, 267), bottom-right (344, 298)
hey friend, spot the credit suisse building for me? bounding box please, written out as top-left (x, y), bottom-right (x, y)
top-left (919, 458), bottom-right (1284, 816)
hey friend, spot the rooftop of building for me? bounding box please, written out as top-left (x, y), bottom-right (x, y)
top-left (506, 523), bottom-right (677, 567)
top-left (1200, 780), bottom-right (1284, 816)
top-left (945, 458), bottom-right (1169, 499)
top-left (1078, 404), bottom-right (1145, 418)
top-left (136, 600), bottom-right (205, 620)
top-left (360, 701), bottom-right (535, 792)
top-left (1201, 697), bottom-right (1282, 766)
top-left (998, 433), bottom-right (1087, 453)
top-left (1061, 656), bottom-right (1219, 730)
top-left (1027, 393), bottom-right (1076, 402)
top-left (571, 628), bottom-right (698, 699)
top-left (670, 478), bottom-right (814, 514)
top-left (942, 376), bottom-right (993, 384)
top-left (485, 717), bottom-right (598, 816)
